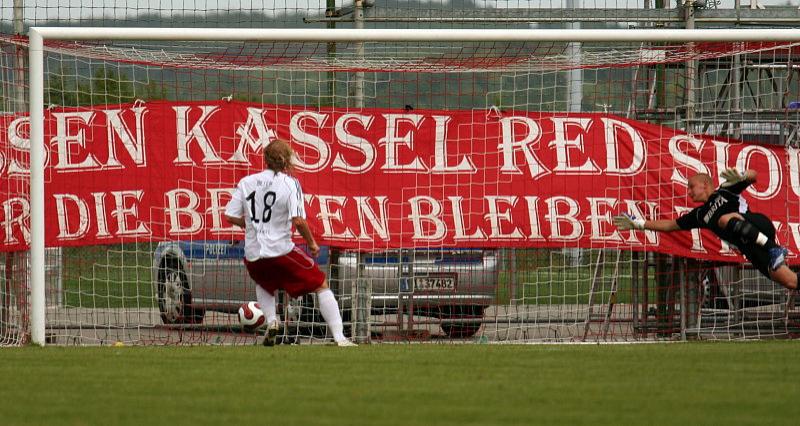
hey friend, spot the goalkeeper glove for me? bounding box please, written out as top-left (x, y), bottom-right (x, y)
top-left (613, 213), bottom-right (645, 231)
top-left (720, 168), bottom-right (747, 188)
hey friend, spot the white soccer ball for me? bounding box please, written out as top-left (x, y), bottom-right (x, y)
top-left (238, 301), bottom-right (266, 328)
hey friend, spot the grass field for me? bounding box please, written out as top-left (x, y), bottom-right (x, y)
top-left (0, 342), bottom-right (798, 425)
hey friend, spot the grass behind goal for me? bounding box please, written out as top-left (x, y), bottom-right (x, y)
top-left (1, 342), bottom-right (797, 426)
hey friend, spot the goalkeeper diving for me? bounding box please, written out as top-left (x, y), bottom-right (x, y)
top-left (613, 168), bottom-right (798, 291)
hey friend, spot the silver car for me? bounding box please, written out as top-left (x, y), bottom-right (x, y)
top-left (153, 241), bottom-right (498, 338)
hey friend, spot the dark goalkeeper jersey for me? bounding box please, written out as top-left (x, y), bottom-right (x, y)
top-left (675, 180), bottom-right (751, 247)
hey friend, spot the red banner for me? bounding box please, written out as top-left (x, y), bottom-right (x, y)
top-left (1, 100), bottom-right (799, 263)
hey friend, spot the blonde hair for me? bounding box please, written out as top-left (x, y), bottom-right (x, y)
top-left (263, 139), bottom-right (294, 174)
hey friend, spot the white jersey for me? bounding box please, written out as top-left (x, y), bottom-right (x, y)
top-left (225, 169), bottom-right (306, 261)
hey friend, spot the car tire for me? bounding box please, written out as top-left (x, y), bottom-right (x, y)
top-left (439, 305), bottom-right (486, 339)
top-left (157, 257), bottom-right (205, 324)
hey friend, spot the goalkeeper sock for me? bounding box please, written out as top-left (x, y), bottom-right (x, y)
top-left (317, 288), bottom-right (346, 343)
top-left (255, 285), bottom-right (277, 324)
top-left (725, 218), bottom-right (772, 247)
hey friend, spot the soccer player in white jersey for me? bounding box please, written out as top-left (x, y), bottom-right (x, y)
top-left (225, 139), bottom-right (356, 347)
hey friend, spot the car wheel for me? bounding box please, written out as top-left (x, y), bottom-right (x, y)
top-left (157, 257), bottom-right (205, 324)
top-left (439, 305), bottom-right (486, 339)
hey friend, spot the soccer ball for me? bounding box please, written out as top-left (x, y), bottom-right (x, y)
top-left (238, 301), bottom-right (266, 329)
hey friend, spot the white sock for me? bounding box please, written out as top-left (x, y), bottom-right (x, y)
top-left (317, 289), bottom-right (346, 342)
top-left (255, 286), bottom-right (277, 324)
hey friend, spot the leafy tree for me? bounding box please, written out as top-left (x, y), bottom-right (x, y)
top-left (46, 66), bottom-right (135, 107)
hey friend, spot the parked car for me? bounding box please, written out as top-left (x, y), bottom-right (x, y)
top-left (152, 241), bottom-right (498, 338)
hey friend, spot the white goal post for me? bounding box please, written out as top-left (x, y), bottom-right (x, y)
top-left (25, 27), bottom-right (800, 346)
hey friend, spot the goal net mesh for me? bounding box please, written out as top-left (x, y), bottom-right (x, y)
top-left (2, 35), bottom-right (799, 345)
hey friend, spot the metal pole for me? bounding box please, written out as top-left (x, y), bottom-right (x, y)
top-left (353, 0), bottom-right (365, 109)
top-left (29, 27), bottom-right (800, 43)
top-left (685, 2), bottom-right (698, 133)
top-left (565, 0), bottom-right (583, 267)
top-left (4, 0), bottom-right (26, 344)
top-left (28, 29), bottom-right (46, 346)
top-left (13, 0), bottom-right (25, 111)
top-left (326, 0), bottom-right (336, 106)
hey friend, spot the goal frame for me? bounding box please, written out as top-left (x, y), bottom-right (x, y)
top-left (26, 26), bottom-right (800, 345)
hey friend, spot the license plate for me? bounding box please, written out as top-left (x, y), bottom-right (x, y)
top-left (414, 275), bottom-right (456, 292)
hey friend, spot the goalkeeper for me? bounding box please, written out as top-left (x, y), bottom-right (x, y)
top-left (614, 168), bottom-right (798, 291)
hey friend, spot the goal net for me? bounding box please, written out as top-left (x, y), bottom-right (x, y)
top-left (3, 28), bottom-right (800, 345)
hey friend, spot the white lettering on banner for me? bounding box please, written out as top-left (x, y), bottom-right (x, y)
top-left (316, 195), bottom-right (355, 240)
top-left (173, 105), bottom-right (223, 165)
top-left (772, 221), bottom-right (784, 245)
top-left (430, 115), bottom-right (476, 173)
top-left (380, 114), bottom-right (428, 173)
top-left (353, 196), bottom-right (390, 241)
top-left (675, 205), bottom-right (706, 253)
top-left (549, 117), bottom-right (600, 174)
top-left (207, 188), bottom-right (238, 233)
top-left (53, 111), bottom-right (100, 170)
top-left (789, 148), bottom-right (800, 197)
top-left (602, 117), bottom-right (646, 176)
top-left (332, 114), bottom-right (376, 174)
top-left (112, 190), bottom-right (150, 236)
top-left (523, 196), bottom-right (545, 240)
top-left (104, 107), bottom-right (147, 168)
top-left (719, 238), bottom-right (735, 256)
top-left (545, 196), bottom-right (582, 241)
top-left (165, 188), bottom-right (203, 235)
top-left (92, 192), bottom-right (112, 239)
top-left (737, 145), bottom-right (781, 200)
top-left (230, 107), bottom-right (277, 164)
top-left (669, 134), bottom-right (708, 185)
top-left (484, 196), bottom-right (523, 240)
top-left (789, 223), bottom-right (800, 252)
top-left (54, 194), bottom-right (90, 240)
top-left (586, 197), bottom-right (621, 242)
top-left (448, 196), bottom-right (486, 241)
top-left (498, 116), bottom-right (548, 179)
top-left (290, 111), bottom-right (331, 172)
top-left (408, 195), bottom-right (447, 241)
top-left (4, 117), bottom-right (37, 176)
top-left (2, 197), bottom-right (30, 244)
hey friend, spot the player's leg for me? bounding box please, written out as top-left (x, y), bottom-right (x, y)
top-left (277, 247), bottom-right (356, 346)
top-left (315, 281), bottom-right (356, 346)
top-left (255, 285), bottom-right (280, 346)
top-left (718, 212), bottom-right (774, 248)
top-left (744, 212), bottom-right (790, 270)
top-left (768, 265), bottom-right (799, 291)
top-left (255, 285), bottom-right (277, 324)
top-left (244, 258), bottom-right (282, 346)
top-left (743, 246), bottom-right (796, 290)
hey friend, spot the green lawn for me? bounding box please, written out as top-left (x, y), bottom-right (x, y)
top-left (0, 342), bottom-right (798, 425)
